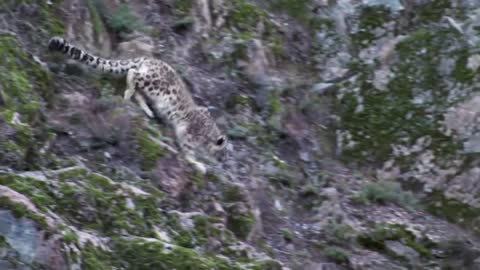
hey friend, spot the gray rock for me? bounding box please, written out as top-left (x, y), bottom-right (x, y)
top-left (311, 83), bottom-right (334, 95)
top-left (0, 211), bottom-right (66, 270)
top-left (385, 240), bottom-right (419, 262)
top-left (117, 34), bottom-right (156, 58)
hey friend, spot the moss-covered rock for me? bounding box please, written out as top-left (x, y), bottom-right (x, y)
top-left (0, 33), bottom-right (57, 170)
top-left (0, 169), bottom-right (165, 236)
top-left (135, 129), bottom-right (167, 171)
top-left (221, 184), bottom-right (256, 239)
top-left (226, 211), bottom-right (255, 240)
top-left (247, 259), bottom-right (283, 270)
top-left (82, 243), bottom-right (114, 270)
top-left (113, 238), bottom-right (243, 270)
top-left (351, 5), bottom-right (392, 47)
top-left (173, 0), bottom-right (194, 16)
top-left (57, 169), bottom-right (165, 236)
top-left (415, 0), bottom-right (453, 23)
top-left (86, 0), bottom-right (108, 42)
top-left (324, 246), bottom-right (350, 265)
top-left (220, 0), bottom-right (285, 66)
top-left (357, 223), bottom-right (433, 260)
top-left (338, 27), bottom-right (471, 168)
top-left (354, 181), bottom-right (419, 210)
top-left (0, 196), bottom-right (49, 229)
top-left (426, 191), bottom-right (480, 235)
top-left (269, 0), bottom-right (311, 21)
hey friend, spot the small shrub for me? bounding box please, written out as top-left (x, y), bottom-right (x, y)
top-left (136, 130), bottom-right (166, 171)
top-left (108, 4), bottom-right (143, 37)
top-left (91, 1), bottom-right (143, 39)
top-left (324, 247), bottom-right (350, 264)
top-left (173, 0), bottom-right (194, 16)
top-left (354, 181), bottom-right (419, 210)
top-left (86, 0), bottom-right (107, 40)
top-left (323, 220), bottom-right (355, 245)
top-left (82, 244), bottom-right (113, 270)
top-left (269, 0), bottom-right (311, 21)
top-left (281, 228), bottom-right (293, 242)
top-left (357, 223), bottom-right (432, 258)
top-left (63, 230), bottom-right (79, 244)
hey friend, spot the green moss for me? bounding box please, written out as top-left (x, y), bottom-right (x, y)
top-left (248, 259), bottom-right (282, 270)
top-left (202, 215), bottom-right (233, 239)
top-left (0, 35), bottom-right (47, 111)
top-left (129, 196), bottom-right (164, 233)
top-left (339, 28), bottom-right (463, 166)
top-left (225, 94), bottom-right (254, 112)
top-left (426, 191), bottom-right (480, 235)
top-left (114, 238), bottom-right (242, 270)
top-left (267, 91), bottom-right (282, 118)
top-left (269, 0), bottom-right (311, 21)
top-left (0, 34), bottom-right (57, 169)
top-left (357, 224), bottom-right (432, 259)
top-left (0, 196), bottom-right (48, 229)
top-left (228, 0), bottom-right (266, 31)
top-left (451, 48), bottom-right (475, 83)
top-left (416, 0), bottom-right (451, 23)
top-left (166, 212), bottom-right (230, 250)
top-left (166, 215), bottom-right (195, 248)
top-left (351, 5), bottom-right (392, 47)
top-left (323, 220), bottom-right (356, 245)
top-left (221, 1), bottom-right (286, 65)
top-left (223, 185), bottom-right (245, 203)
top-left (80, 184), bottom-right (134, 234)
top-left (174, 0), bottom-right (194, 16)
top-left (0, 235), bottom-right (10, 248)
top-left (86, 0), bottom-right (108, 41)
top-left (89, 1), bottom-right (142, 40)
top-left (353, 181), bottom-right (419, 210)
top-left (82, 244), bottom-right (113, 270)
top-left (57, 168), bottom-right (88, 181)
top-left (0, 169), bottom-right (164, 237)
top-left (0, 174), bottom-right (55, 211)
top-left (264, 90), bottom-right (286, 133)
top-left (108, 4), bottom-right (143, 38)
top-left (324, 247), bottom-right (350, 265)
top-left (281, 228), bottom-right (293, 242)
top-left (247, 123), bottom-right (283, 148)
top-left (87, 173), bottom-right (116, 191)
top-left (4, 0), bottom-right (66, 35)
top-left (192, 215), bottom-right (211, 242)
top-left (136, 130), bottom-right (166, 171)
top-left (227, 213), bottom-right (255, 240)
top-left (63, 230), bottom-right (79, 244)
top-left (1, 110), bottom-right (14, 122)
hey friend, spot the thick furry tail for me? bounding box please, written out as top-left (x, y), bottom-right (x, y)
top-left (48, 36), bottom-right (141, 75)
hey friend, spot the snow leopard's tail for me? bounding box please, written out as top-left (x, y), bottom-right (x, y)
top-left (48, 36), bottom-right (144, 75)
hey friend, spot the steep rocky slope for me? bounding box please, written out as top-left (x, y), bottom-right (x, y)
top-left (1, 0), bottom-right (480, 269)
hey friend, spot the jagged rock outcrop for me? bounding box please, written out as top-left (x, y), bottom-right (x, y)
top-left (1, 0), bottom-right (480, 269)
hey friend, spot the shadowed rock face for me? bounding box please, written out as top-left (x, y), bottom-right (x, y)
top-left (2, 0), bottom-right (480, 269)
top-left (0, 211), bottom-right (66, 270)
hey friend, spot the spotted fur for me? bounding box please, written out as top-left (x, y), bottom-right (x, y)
top-left (48, 37), bottom-right (228, 173)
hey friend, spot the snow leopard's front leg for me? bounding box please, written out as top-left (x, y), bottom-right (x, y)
top-left (184, 150), bottom-right (208, 175)
top-left (176, 124), bottom-right (208, 174)
top-left (124, 69), bottom-right (136, 101)
top-left (134, 93), bottom-right (154, 118)
top-left (125, 69), bottom-right (154, 118)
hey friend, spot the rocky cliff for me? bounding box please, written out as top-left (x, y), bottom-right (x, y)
top-left (1, 0), bottom-right (480, 269)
